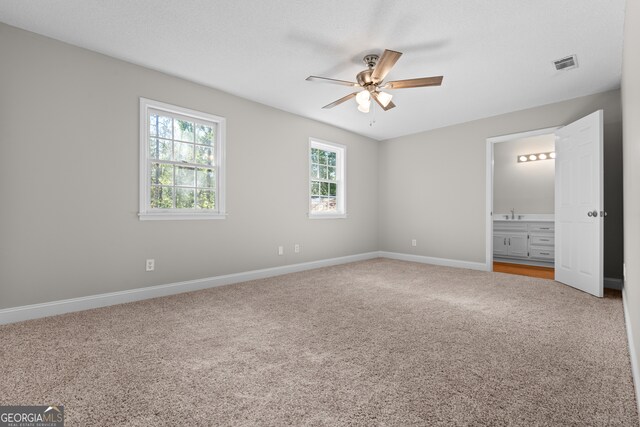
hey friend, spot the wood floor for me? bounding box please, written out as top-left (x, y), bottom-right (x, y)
top-left (493, 262), bottom-right (554, 280)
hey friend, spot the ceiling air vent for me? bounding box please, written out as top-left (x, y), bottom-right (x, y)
top-left (553, 55), bottom-right (578, 71)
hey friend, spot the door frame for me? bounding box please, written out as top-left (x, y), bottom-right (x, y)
top-left (485, 126), bottom-right (560, 271)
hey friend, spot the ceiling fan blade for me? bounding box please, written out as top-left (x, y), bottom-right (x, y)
top-left (371, 92), bottom-right (396, 111)
top-left (322, 92), bottom-right (358, 109)
top-left (384, 76), bottom-right (444, 89)
top-left (306, 76), bottom-right (359, 87)
top-left (371, 49), bottom-right (403, 83)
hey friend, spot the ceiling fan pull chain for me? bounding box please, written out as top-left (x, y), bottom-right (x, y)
top-left (370, 103), bottom-right (376, 126)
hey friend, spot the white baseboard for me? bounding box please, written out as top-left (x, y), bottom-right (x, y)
top-left (0, 252), bottom-right (379, 325)
top-left (604, 277), bottom-right (624, 290)
top-left (0, 250), bottom-right (559, 325)
top-left (378, 251), bottom-right (487, 271)
top-left (622, 289), bottom-right (640, 417)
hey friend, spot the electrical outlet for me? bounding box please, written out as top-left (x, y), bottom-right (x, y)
top-left (278, 246), bottom-right (284, 256)
top-left (411, 239), bottom-right (417, 247)
top-left (294, 244), bottom-right (300, 253)
top-left (146, 259), bottom-right (155, 272)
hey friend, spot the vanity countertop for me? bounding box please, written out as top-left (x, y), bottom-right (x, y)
top-left (494, 214), bottom-right (554, 223)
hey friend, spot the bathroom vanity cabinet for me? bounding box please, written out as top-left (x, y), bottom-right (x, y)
top-left (493, 220), bottom-right (554, 265)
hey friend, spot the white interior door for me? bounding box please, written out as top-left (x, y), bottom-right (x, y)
top-left (554, 110), bottom-right (604, 297)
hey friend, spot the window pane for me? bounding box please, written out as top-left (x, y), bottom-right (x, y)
top-left (319, 165), bottom-right (328, 180)
top-left (320, 182), bottom-right (329, 196)
top-left (149, 114), bottom-right (172, 139)
top-left (174, 142), bottom-right (195, 163)
top-left (176, 188), bottom-right (195, 208)
top-left (149, 138), bottom-right (172, 161)
top-left (326, 196), bottom-right (337, 211)
top-left (310, 196), bottom-right (321, 212)
top-left (197, 168), bottom-right (216, 188)
top-left (318, 150), bottom-right (327, 165)
top-left (196, 125), bottom-right (214, 146)
top-left (329, 183), bottom-right (337, 197)
top-left (311, 148), bottom-right (319, 164)
top-left (196, 189), bottom-right (215, 209)
top-left (328, 152), bottom-right (336, 166)
top-left (175, 166), bottom-right (195, 186)
top-left (328, 166), bottom-right (336, 180)
top-left (312, 197), bottom-right (336, 212)
top-left (150, 186), bottom-right (174, 208)
top-left (311, 181), bottom-right (320, 196)
top-left (150, 163), bottom-right (173, 185)
top-left (195, 145), bottom-right (214, 165)
top-left (174, 119), bottom-right (194, 142)
top-left (311, 164), bottom-right (319, 179)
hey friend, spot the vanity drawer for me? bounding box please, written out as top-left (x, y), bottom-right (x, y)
top-left (529, 223), bottom-right (554, 232)
top-left (530, 235), bottom-right (554, 246)
top-left (530, 247), bottom-right (554, 260)
top-left (494, 222), bottom-right (528, 232)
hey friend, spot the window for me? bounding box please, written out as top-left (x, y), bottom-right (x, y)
top-left (309, 138), bottom-right (346, 218)
top-left (139, 98), bottom-right (226, 220)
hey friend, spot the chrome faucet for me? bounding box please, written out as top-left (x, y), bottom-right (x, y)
top-left (510, 208), bottom-right (515, 219)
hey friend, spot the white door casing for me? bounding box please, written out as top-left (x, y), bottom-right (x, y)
top-left (554, 110), bottom-right (604, 297)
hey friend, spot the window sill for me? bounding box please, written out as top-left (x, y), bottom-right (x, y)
top-left (139, 212), bottom-right (227, 221)
top-left (308, 213), bottom-right (348, 220)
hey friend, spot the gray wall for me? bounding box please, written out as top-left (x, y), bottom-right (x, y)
top-left (0, 22), bottom-right (627, 312)
top-left (378, 90), bottom-right (623, 280)
top-left (493, 134), bottom-right (555, 215)
top-left (622, 0), bottom-right (640, 399)
top-left (0, 24), bottom-right (379, 309)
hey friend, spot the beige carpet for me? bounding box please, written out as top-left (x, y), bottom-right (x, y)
top-left (0, 258), bottom-right (638, 426)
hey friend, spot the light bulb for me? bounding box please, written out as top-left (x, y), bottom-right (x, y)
top-left (538, 153), bottom-right (547, 160)
top-left (356, 90), bottom-right (370, 105)
top-left (357, 100), bottom-right (370, 113)
top-left (550, 152), bottom-right (556, 159)
top-left (529, 154), bottom-right (537, 161)
top-left (376, 91), bottom-right (393, 107)
top-left (519, 156), bottom-right (528, 162)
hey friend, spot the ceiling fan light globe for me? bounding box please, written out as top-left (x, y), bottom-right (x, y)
top-left (377, 91), bottom-right (393, 107)
top-left (356, 90), bottom-right (370, 105)
top-left (357, 101), bottom-right (370, 113)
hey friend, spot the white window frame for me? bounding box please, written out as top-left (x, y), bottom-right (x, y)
top-left (308, 138), bottom-right (347, 219)
top-left (138, 98), bottom-right (226, 220)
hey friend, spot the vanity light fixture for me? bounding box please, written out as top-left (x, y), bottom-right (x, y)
top-left (517, 151), bottom-right (555, 163)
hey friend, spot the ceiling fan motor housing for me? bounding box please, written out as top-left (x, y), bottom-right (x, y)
top-left (358, 54), bottom-right (381, 90)
top-left (356, 69), bottom-right (375, 88)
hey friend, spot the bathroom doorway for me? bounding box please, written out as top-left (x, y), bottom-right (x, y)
top-left (486, 128), bottom-right (558, 279)
top-left (486, 111), bottom-right (607, 297)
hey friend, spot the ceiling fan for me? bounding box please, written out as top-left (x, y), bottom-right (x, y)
top-left (306, 49), bottom-right (443, 113)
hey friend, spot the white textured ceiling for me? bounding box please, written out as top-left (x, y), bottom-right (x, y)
top-left (0, 0), bottom-right (626, 140)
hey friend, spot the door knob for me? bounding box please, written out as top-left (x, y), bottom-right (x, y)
top-left (587, 210), bottom-right (598, 217)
